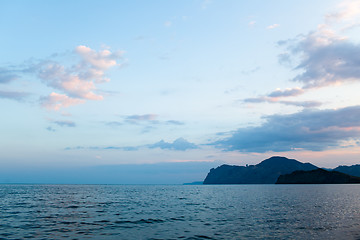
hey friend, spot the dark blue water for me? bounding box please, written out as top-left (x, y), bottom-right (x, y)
top-left (1, 184), bottom-right (360, 239)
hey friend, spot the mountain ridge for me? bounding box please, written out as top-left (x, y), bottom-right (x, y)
top-left (203, 156), bottom-right (360, 184)
top-left (203, 156), bottom-right (318, 184)
top-left (276, 168), bottom-right (360, 184)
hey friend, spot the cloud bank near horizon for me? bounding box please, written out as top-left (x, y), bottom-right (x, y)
top-left (65, 137), bottom-right (199, 152)
top-left (214, 105), bottom-right (360, 153)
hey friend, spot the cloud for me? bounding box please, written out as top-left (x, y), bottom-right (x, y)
top-left (278, 100), bottom-right (322, 108)
top-left (284, 25), bottom-right (360, 89)
top-left (248, 21), bottom-right (256, 26)
top-left (201, 0), bottom-right (211, 9)
top-left (279, 0), bottom-right (360, 90)
top-left (148, 138), bottom-right (198, 151)
top-left (243, 97), bottom-right (322, 108)
top-left (105, 121), bottom-right (123, 127)
top-left (267, 24), bottom-right (279, 29)
top-left (164, 21), bottom-right (172, 27)
top-left (267, 88), bottom-right (304, 97)
top-left (0, 90), bottom-right (30, 101)
top-left (242, 87), bottom-right (321, 108)
top-left (52, 120), bottom-right (76, 127)
top-left (40, 92), bottom-right (85, 111)
top-left (105, 114), bottom-right (185, 128)
top-left (214, 105), bottom-right (360, 152)
top-left (0, 69), bottom-right (18, 83)
top-left (125, 114), bottom-right (158, 124)
top-left (165, 120), bottom-right (185, 125)
top-left (241, 66), bottom-right (260, 75)
top-left (249, 2), bottom-right (360, 107)
top-left (65, 145), bottom-right (139, 151)
top-left (1, 45), bottom-right (124, 110)
top-left (46, 126), bottom-right (56, 132)
top-left (67, 138), bottom-right (198, 152)
top-left (37, 62), bottom-right (103, 100)
top-left (75, 45), bottom-right (123, 72)
top-left (325, 0), bottom-right (360, 23)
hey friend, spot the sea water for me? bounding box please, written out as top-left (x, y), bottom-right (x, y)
top-left (1, 184), bottom-right (360, 239)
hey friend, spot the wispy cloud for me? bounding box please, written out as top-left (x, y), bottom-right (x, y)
top-left (46, 126), bottom-right (56, 132)
top-left (325, 0), bottom-right (360, 23)
top-left (213, 105), bottom-right (360, 152)
top-left (105, 114), bottom-right (185, 130)
top-left (0, 69), bottom-right (19, 84)
top-left (243, 97), bottom-right (322, 108)
top-left (248, 21), bottom-right (256, 27)
top-left (164, 21), bottom-right (172, 27)
top-left (148, 138), bottom-right (198, 151)
top-left (51, 120), bottom-right (76, 127)
top-left (165, 120), bottom-right (185, 125)
top-left (243, 87), bottom-right (321, 108)
top-left (125, 114), bottom-right (158, 124)
top-left (267, 23), bottom-right (279, 29)
top-left (0, 90), bottom-right (30, 101)
top-left (66, 137), bottom-right (198, 151)
top-left (201, 0), bottom-right (211, 9)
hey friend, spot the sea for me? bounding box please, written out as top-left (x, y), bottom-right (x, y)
top-left (1, 184), bottom-right (360, 240)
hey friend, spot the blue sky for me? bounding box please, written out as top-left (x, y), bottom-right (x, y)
top-left (1, 0), bottom-right (360, 183)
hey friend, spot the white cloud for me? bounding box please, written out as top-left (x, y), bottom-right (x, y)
top-left (201, 0), bottom-right (211, 9)
top-left (267, 24), bottom-right (279, 29)
top-left (248, 21), bottom-right (256, 26)
top-left (164, 21), bottom-right (172, 27)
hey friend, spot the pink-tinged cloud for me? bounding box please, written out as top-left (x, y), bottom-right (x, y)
top-left (38, 63), bottom-right (103, 100)
top-left (75, 45), bottom-right (123, 70)
top-left (40, 92), bottom-right (85, 111)
top-left (35, 45), bottom-right (123, 110)
top-left (326, 0), bottom-right (360, 23)
top-left (242, 87), bottom-right (321, 108)
top-left (268, 88), bottom-right (304, 98)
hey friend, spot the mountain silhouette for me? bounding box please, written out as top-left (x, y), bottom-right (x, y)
top-left (333, 165), bottom-right (360, 177)
top-left (276, 168), bottom-right (360, 184)
top-left (203, 156), bottom-right (317, 184)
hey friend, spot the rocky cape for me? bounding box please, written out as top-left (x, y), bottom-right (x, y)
top-left (203, 156), bottom-right (360, 184)
top-left (276, 168), bottom-right (360, 184)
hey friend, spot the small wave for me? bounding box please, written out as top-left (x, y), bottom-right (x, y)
top-left (66, 205), bottom-right (79, 209)
top-left (115, 218), bottom-right (165, 225)
top-left (186, 235), bottom-right (215, 240)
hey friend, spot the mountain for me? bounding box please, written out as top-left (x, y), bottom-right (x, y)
top-left (203, 156), bottom-right (318, 184)
top-left (276, 168), bottom-right (360, 184)
top-left (333, 165), bottom-right (360, 177)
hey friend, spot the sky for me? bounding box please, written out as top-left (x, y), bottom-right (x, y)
top-left (1, 0), bottom-right (360, 184)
